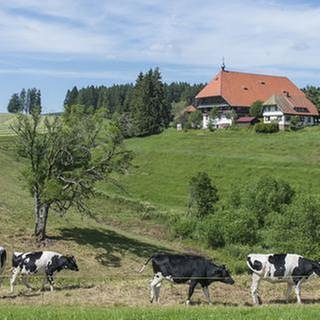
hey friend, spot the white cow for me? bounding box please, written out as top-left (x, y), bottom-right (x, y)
top-left (11, 251), bottom-right (79, 292)
top-left (247, 253), bottom-right (320, 305)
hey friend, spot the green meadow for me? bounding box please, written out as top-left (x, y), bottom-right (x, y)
top-left (2, 114), bottom-right (320, 317)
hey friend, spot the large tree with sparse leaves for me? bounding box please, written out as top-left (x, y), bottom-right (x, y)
top-left (12, 107), bottom-right (132, 242)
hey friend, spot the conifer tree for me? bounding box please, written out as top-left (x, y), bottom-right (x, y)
top-left (7, 93), bottom-right (22, 113)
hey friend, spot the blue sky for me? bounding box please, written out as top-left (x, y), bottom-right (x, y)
top-left (0, 0), bottom-right (320, 113)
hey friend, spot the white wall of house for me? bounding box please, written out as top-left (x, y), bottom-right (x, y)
top-left (263, 111), bottom-right (315, 128)
top-left (202, 113), bottom-right (232, 129)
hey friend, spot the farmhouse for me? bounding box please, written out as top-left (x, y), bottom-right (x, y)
top-left (195, 66), bottom-right (318, 129)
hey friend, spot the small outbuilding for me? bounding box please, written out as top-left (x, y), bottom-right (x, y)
top-left (235, 117), bottom-right (259, 127)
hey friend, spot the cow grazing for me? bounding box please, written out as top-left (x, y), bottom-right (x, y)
top-left (247, 253), bottom-right (320, 305)
top-left (0, 247), bottom-right (6, 287)
top-left (11, 251), bottom-right (79, 292)
top-left (139, 253), bottom-right (234, 304)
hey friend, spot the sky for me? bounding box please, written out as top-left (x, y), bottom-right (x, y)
top-left (0, 0), bottom-right (320, 113)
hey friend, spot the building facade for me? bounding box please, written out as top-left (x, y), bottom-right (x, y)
top-left (195, 67), bottom-right (318, 128)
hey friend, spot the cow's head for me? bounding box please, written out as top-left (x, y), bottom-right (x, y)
top-left (63, 255), bottom-right (79, 272)
top-left (208, 264), bottom-right (234, 285)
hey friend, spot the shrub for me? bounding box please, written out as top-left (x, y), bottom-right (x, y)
top-left (195, 214), bottom-right (225, 248)
top-left (242, 176), bottom-right (295, 226)
top-left (249, 100), bottom-right (264, 118)
top-left (255, 122), bottom-right (279, 133)
top-left (188, 172), bottom-right (219, 218)
top-left (262, 194), bottom-right (320, 258)
top-left (169, 214), bottom-right (198, 239)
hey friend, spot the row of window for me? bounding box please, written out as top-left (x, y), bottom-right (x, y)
top-left (264, 116), bottom-right (313, 123)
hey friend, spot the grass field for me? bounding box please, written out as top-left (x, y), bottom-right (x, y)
top-left (103, 127), bottom-right (320, 211)
top-left (2, 113), bottom-right (320, 317)
top-left (2, 305), bottom-right (320, 320)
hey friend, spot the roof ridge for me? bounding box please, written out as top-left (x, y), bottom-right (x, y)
top-left (223, 70), bottom-right (288, 79)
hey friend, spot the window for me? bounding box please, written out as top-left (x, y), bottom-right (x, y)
top-left (285, 116), bottom-right (291, 122)
top-left (277, 116), bottom-right (282, 122)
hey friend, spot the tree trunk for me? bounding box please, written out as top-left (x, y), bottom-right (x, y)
top-left (34, 192), bottom-right (49, 242)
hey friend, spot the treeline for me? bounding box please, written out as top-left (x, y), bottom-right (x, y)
top-left (7, 88), bottom-right (42, 114)
top-left (302, 86), bottom-right (320, 110)
top-left (64, 69), bottom-right (204, 137)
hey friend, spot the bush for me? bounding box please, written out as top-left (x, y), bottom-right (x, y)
top-left (255, 122), bottom-right (279, 133)
top-left (262, 194), bottom-right (320, 258)
top-left (195, 214), bottom-right (225, 248)
top-left (242, 176), bottom-right (295, 226)
top-left (169, 214), bottom-right (198, 239)
top-left (188, 172), bottom-right (219, 218)
top-left (221, 208), bottom-right (259, 245)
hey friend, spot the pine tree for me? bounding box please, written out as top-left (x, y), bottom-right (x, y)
top-left (64, 86), bottom-right (79, 112)
top-left (130, 69), bottom-right (167, 136)
top-left (7, 93), bottom-right (22, 113)
top-left (19, 88), bottom-right (27, 113)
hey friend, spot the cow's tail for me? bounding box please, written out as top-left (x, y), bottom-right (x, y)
top-left (138, 256), bottom-right (153, 273)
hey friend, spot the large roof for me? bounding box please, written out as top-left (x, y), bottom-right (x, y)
top-left (196, 70), bottom-right (306, 107)
top-left (263, 94), bottom-right (319, 116)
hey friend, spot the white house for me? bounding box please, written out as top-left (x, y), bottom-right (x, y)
top-left (194, 66), bottom-right (318, 129)
top-left (263, 94), bottom-right (318, 130)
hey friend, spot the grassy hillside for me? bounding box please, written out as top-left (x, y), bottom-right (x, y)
top-left (0, 113), bottom-right (16, 136)
top-left (100, 127), bottom-right (320, 212)
top-left (2, 123), bottom-right (320, 310)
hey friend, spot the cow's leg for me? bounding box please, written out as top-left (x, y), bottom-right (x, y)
top-left (286, 283), bottom-right (293, 303)
top-left (150, 272), bottom-right (163, 303)
top-left (154, 282), bottom-right (161, 303)
top-left (40, 276), bottom-right (48, 291)
top-left (251, 273), bottom-right (262, 305)
top-left (294, 281), bottom-right (302, 304)
top-left (46, 273), bottom-right (55, 292)
top-left (186, 280), bottom-right (197, 305)
top-left (202, 286), bottom-right (212, 305)
top-left (10, 268), bottom-right (20, 293)
top-left (22, 275), bottom-right (33, 290)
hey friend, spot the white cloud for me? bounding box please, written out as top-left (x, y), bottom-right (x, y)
top-left (0, 0), bottom-right (320, 74)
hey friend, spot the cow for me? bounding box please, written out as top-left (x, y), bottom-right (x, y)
top-left (247, 253), bottom-right (320, 305)
top-left (0, 246), bottom-right (6, 287)
top-left (10, 251), bottom-right (79, 293)
top-left (139, 253), bottom-right (234, 305)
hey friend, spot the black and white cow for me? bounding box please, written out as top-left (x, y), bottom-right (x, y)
top-left (139, 253), bottom-right (234, 304)
top-left (0, 246), bottom-right (6, 287)
top-left (11, 251), bottom-right (79, 292)
top-left (247, 253), bottom-right (320, 305)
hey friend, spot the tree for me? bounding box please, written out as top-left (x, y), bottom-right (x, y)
top-left (302, 86), bottom-right (320, 111)
top-left (187, 110), bottom-right (202, 129)
top-left (188, 172), bottom-right (219, 218)
top-left (130, 68), bottom-right (169, 136)
top-left (64, 86), bottom-right (79, 110)
top-left (19, 89), bottom-right (27, 113)
top-left (7, 93), bottom-right (22, 113)
top-left (12, 107), bottom-right (132, 241)
top-left (26, 88), bottom-right (42, 114)
top-left (249, 100), bottom-right (264, 118)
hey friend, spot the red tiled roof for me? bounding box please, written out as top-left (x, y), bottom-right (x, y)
top-left (196, 70), bottom-right (306, 107)
top-left (236, 117), bottom-right (257, 123)
top-left (184, 105), bottom-right (197, 113)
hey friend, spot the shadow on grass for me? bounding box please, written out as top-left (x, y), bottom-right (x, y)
top-left (59, 227), bottom-right (172, 268)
